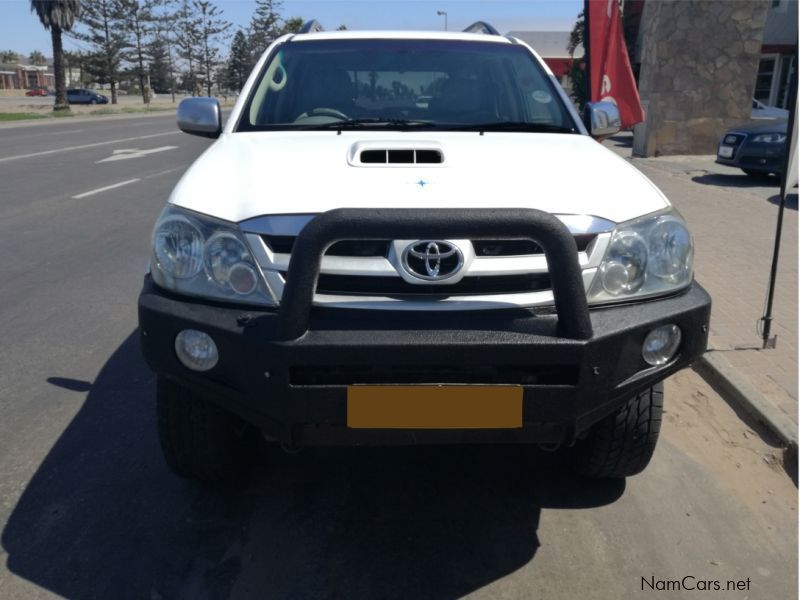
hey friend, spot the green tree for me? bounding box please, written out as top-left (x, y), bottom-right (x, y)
top-left (226, 29), bottom-right (250, 92)
top-left (567, 9), bottom-right (587, 110)
top-left (175, 0), bottom-right (202, 94)
top-left (147, 37), bottom-right (170, 92)
top-left (0, 50), bottom-right (20, 63)
top-left (336, 24), bottom-right (347, 31)
top-left (248, 0), bottom-right (281, 59)
top-left (279, 16), bottom-right (303, 35)
top-left (63, 49), bottom-right (84, 85)
top-left (567, 9), bottom-right (584, 57)
top-left (151, 12), bottom-right (181, 102)
top-left (120, 0), bottom-right (158, 104)
top-left (195, 0), bottom-right (230, 96)
top-left (28, 49), bottom-right (48, 65)
top-left (30, 0), bottom-right (79, 110)
top-left (73, 0), bottom-right (126, 103)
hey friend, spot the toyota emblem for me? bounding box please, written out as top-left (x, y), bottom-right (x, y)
top-left (402, 241), bottom-right (464, 281)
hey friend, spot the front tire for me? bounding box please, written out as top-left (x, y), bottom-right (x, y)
top-left (156, 377), bottom-right (259, 486)
top-left (572, 383), bottom-right (664, 478)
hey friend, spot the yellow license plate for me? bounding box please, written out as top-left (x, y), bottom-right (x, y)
top-left (347, 385), bottom-right (523, 429)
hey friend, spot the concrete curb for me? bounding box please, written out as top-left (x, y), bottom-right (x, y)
top-left (694, 350), bottom-right (798, 454)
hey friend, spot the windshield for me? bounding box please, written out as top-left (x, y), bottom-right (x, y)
top-left (237, 39), bottom-right (577, 132)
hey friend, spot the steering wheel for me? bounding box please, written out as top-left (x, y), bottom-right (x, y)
top-left (307, 107), bottom-right (350, 120)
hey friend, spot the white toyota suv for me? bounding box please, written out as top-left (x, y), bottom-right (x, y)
top-left (138, 22), bottom-right (710, 485)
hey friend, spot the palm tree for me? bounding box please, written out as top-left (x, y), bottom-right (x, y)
top-left (0, 50), bottom-right (21, 63)
top-left (29, 50), bottom-right (48, 65)
top-left (30, 0), bottom-right (80, 111)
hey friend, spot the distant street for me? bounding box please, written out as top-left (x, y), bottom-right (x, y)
top-left (0, 114), bottom-right (795, 599)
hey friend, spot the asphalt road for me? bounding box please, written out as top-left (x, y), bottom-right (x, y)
top-left (0, 114), bottom-right (796, 599)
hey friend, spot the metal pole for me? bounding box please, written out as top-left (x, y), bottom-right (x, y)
top-left (437, 11), bottom-right (448, 31)
top-left (760, 55), bottom-right (797, 349)
top-left (584, 0), bottom-right (591, 108)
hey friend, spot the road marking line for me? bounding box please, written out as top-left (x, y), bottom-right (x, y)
top-left (0, 131), bottom-right (178, 163)
top-left (142, 166), bottom-right (187, 179)
top-left (72, 178), bottom-right (141, 199)
top-left (96, 145), bottom-right (178, 163)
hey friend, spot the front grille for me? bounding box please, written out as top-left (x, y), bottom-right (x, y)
top-left (282, 272), bottom-right (552, 296)
top-left (252, 226), bottom-right (607, 309)
top-left (262, 234), bottom-right (595, 258)
top-left (264, 236), bottom-right (390, 257)
top-left (290, 364), bottom-right (579, 385)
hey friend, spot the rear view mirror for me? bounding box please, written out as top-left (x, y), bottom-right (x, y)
top-left (584, 101), bottom-right (622, 139)
top-left (177, 97), bottom-right (222, 138)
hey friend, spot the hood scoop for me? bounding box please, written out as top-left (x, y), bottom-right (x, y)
top-left (349, 141), bottom-right (444, 167)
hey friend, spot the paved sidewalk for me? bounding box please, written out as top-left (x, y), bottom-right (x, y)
top-left (605, 134), bottom-right (798, 424)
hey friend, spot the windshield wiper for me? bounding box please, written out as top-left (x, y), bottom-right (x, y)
top-left (304, 118), bottom-right (437, 130)
top-left (444, 122), bottom-right (577, 134)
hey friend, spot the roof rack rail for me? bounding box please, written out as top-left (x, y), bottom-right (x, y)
top-left (462, 21), bottom-right (500, 35)
top-left (298, 20), bottom-right (324, 34)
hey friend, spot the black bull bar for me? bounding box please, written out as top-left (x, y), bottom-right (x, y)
top-left (276, 208), bottom-right (594, 340)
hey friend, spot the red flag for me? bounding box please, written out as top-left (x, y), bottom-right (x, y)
top-left (586, 0), bottom-right (644, 128)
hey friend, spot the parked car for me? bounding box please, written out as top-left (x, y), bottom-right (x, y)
top-left (25, 87), bottom-right (48, 97)
top-left (138, 22), bottom-right (710, 486)
top-left (716, 119), bottom-right (788, 176)
top-left (66, 88), bottom-right (109, 104)
top-left (751, 98), bottom-right (789, 120)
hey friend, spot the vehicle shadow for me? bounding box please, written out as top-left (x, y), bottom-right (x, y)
top-left (767, 192), bottom-right (799, 211)
top-left (691, 172), bottom-right (782, 188)
top-left (2, 331), bottom-right (625, 600)
top-left (607, 133), bottom-right (633, 148)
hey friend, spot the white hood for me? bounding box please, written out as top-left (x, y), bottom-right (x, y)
top-left (170, 130), bottom-right (669, 225)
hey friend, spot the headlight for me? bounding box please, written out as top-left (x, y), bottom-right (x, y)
top-left (154, 217), bottom-right (204, 278)
top-left (752, 133), bottom-right (786, 144)
top-left (150, 204), bottom-right (275, 306)
top-left (588, 209), bottom-right (693, 304)
top-left (598, 231), bottom-right (648, 295)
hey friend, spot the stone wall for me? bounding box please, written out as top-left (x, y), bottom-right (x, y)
top-left (633, 0), bottom-right (769, 157)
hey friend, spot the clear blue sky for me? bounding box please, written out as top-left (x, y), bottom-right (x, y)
top-left (2, 0), bottom-right (582, 56)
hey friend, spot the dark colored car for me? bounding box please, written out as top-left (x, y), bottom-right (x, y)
top-left (66, 88), bottom-right (109, 105)
top-left (25, 87), bottom-right (49, 97)
top-left (716, 119), bottom-right (788, 176)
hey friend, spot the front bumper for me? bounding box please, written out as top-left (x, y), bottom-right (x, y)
top-left (716, 139), bottom-right (785, 173)
top-left (138, 208), bottom-right (711, 447)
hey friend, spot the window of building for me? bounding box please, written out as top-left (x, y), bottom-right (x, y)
top-left (754, 55), bottom-right (779, 104)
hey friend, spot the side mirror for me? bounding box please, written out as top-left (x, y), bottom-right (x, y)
top-left (584, 101), bottom-right (621, 139)
top-left (177, 97), bottom-right (222, 138)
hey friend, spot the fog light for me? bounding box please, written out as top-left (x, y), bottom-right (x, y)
top-left (175, 329), bottom-right (218, 371)
top-left (642, 324), bottom-right (681, 366)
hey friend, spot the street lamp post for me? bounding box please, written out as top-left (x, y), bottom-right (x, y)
top-left (437, 10), bottom-right (448, 31)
